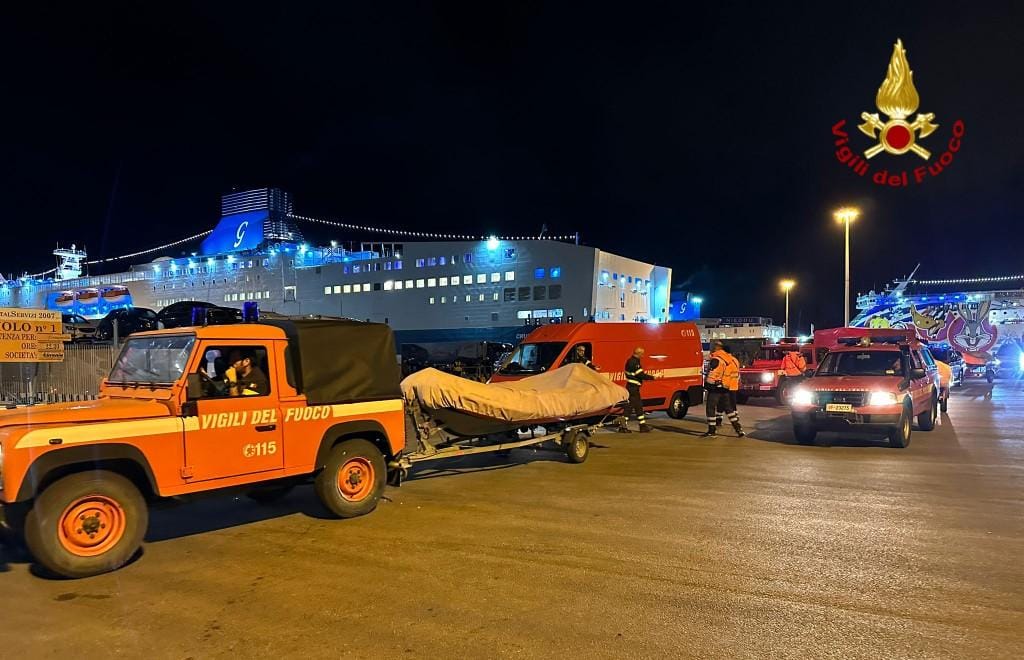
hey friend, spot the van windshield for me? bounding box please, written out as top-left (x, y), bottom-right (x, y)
top-left (497, 342), bottom-right (567, 375)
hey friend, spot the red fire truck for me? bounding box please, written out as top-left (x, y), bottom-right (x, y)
top-left (737, 338), bottom-right (824, 405)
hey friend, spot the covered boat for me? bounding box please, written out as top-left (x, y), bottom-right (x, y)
top-left (401, 363), bottom-right (628, 436)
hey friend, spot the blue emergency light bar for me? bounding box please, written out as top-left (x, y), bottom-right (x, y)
top-left (242, 302), bottom-right (260, 323)
top-left (191, 306), bottom-right (208, 327)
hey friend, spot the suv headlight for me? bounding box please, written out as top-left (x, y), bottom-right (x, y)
top-left (791, 388), bottom-right (814, 406)
top-left (868, 391), bottom-right (898, 406)
top-left (761, 372), bottom-right (774, 383)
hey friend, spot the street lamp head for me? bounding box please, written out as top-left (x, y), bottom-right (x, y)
top-left (833, 207), bottom-right (860, 224)
top-left (779, 279), bottom-right (796, 293)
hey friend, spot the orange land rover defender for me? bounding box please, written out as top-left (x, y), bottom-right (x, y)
top-left (789, 328), bottom-right (940, 448)
top-left (0, 319), bottom-right (405, 578)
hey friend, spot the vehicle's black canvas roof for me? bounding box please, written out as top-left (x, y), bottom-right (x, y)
top-left (263, 319), bottom-right (401, 404)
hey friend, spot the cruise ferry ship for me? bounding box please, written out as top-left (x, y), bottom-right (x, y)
top-left (851, 265), bottom-right (1024, 357)
top-left (0, 189), bottom-right (672, 347)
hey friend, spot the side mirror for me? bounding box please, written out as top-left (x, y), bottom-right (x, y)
top-left (186, 373), bottom-right (204, 401)
top-left (910, 368), bottom-right (927, 380)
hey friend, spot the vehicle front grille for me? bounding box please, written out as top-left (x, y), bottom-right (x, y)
top-left (740, 373), bottom-right (765, 385)
top-left (816, 391), bottom-right (868, 407)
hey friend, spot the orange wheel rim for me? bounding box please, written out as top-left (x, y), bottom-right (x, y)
top-left (338, 457), bottom-right (375, 502)
top-left (58, 495), bottom-right (127, 557)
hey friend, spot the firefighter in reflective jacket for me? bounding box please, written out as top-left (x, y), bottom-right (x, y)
top-left (620, 347), bottom-right (655, 433)
top-left (780, 348), bottom-right (808, 397)
top-left (703, 341), bottom-right (745, 437)
top-left (781, 349), bottom-right (807, 377)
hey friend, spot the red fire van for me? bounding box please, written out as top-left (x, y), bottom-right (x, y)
top-left (491, 322), bottom-right (705, 419)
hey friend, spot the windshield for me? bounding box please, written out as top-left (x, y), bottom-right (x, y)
top-left (108, 335), bottom-right (196, 384)
top-left (817, 350), bottom-right (905, 377)
top-left (756, 347), bottom-right (811, 362)
top-left (929, 346), bottom-right (952, 362)
top-left (497, 342), bottom-right (567, 375)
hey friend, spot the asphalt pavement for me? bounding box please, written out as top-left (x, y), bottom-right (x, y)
top-left (2, 378), bottom-right (1022, 659)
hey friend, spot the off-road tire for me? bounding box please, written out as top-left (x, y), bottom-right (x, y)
top-left (736, 393), bottom-right (749, 405)
top-left (24, 470), bottom-right (148, 579)
top-left (889, 405), bottom-right (913, 448)
top-left (315, 439), bottom-right (387, 518)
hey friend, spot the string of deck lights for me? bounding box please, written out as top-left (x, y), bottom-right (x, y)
top-left (287, 213), bottom-right (578, 242)
top-left (915, 275), bottom-right (1024, 285)
top-left (85, 230), bottom-right (214, 264)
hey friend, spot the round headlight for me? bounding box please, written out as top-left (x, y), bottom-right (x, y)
top-left (761, 372), bottom-right (774, 383)
top-left (791, 388), bottom-right (814, 406)
top-left (868, 391), bottom-right (898, 406)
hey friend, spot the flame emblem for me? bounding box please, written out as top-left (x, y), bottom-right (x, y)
top-left (858, 39), bottom-right (938, 159)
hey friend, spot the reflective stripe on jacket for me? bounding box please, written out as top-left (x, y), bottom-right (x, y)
top-left (625, 356), bottom-right (652, 386)
top-left (707, 350), bottom-right (740, 391)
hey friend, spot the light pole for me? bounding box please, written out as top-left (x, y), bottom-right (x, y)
top-left (833, 207), bottom-right (860, 326)
top-left (779, 279), bottom-right (795, 336)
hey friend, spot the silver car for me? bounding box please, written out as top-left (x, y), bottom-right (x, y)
top-left (62, 313), bottom-right (98, 342)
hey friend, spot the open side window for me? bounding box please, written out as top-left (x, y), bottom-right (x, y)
top-left (189, 344), bottom-right (272, 399)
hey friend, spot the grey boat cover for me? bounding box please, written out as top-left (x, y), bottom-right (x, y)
top-left (401, 363), bottom-right (628, 422)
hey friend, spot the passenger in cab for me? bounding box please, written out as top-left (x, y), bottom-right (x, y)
top-left (566, 344), bottom-right (598, 370)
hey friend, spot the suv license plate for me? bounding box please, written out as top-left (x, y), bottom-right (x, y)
top-left (825, 403), bottom-right (854, 413)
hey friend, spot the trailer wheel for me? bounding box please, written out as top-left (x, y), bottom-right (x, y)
top-left (315, 439), bottom-right (387, 518)
top-left (564, 430), bottom-right (590, 464)
top-left (666, 392), bottom-right (688, 419)
top-left (24, 471), bottom-right (148, 579)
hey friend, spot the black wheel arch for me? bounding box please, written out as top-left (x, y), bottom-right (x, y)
top-left (314, 420), bottom-right (395, 470)
top-left (15, 443), bottom-right (159, 503)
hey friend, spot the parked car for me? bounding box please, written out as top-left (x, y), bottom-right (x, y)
top-left (927, 345), bottom-right (965, 388)
top-left (95, 307), bottom-right (159, 340)
top-left (156, 301), bottom-right (243, 329)
top-left (61, 313), bottom-right (98, 343)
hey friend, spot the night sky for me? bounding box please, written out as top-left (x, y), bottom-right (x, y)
top-left (4, 2), bottom-right (1023, 328)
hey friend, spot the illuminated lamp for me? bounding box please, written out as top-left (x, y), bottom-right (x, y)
top-left (486, 236), bottom-right (500, 251)
top-left (191, 306), bottom-right (209, 327)
top-left (242, 302), bottom-right (260, 323)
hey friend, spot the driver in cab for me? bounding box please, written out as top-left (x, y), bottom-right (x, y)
top-left (198, 349), bottom-right (269, 396)
top-left (224, 350), bottom-right (269, 396)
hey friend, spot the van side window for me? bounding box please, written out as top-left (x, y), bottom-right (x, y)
top-left (563, 343), bottom-right (593, 366)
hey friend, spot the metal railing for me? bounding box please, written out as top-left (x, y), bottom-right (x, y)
top-left (0, 342), bottom-right (120, 405)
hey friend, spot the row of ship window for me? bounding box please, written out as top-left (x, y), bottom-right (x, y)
top-left (413, 249), bottom-right (516, 268)
top-left (325, 272), bottom-right (516, 295)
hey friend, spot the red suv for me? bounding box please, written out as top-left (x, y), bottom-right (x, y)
top-left (789, 329), bottom-right (940, 448)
